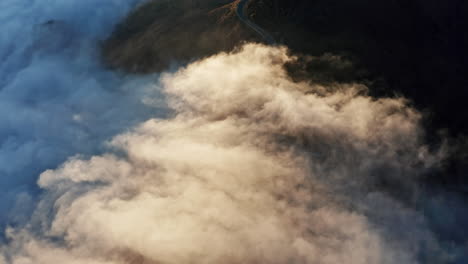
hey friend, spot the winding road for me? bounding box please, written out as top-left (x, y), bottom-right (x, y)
top-left (236, 0), bottom-right (276, 45)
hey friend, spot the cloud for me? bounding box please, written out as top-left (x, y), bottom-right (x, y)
top-left (1, 44), bottom-right (459, 263)
top-left (0, 0), bottom-right (164, 227)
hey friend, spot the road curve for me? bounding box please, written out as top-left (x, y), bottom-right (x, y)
top-left (236, 0), bottom-right (276, 45)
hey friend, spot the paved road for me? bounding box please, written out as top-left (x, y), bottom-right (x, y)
top-left (236, 0), bottom-right (276, 45)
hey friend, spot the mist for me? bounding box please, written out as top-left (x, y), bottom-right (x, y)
top-left (0, 0), bottom-right (165, 228)
top-left (1, 0), bottom-right (467, 263)
top-left (0, 43), bottom-right (465, 263)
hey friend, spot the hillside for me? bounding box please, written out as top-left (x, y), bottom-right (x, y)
top-left (105, 0), bottom-right (468, 134)
top-left (248, 0), bottom-right (468, 133)
top-left (246, 0), bottom-right (468, 187)
top-left (103, 0), bottom-right (260, 72)
top-left (102, 0), bottom-right (468, 192)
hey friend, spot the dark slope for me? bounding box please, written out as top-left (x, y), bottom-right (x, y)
top-left (103, 0), bottom-right (259, 73)
top-left (103, 0), bottom-right (468, 187)
top-left (104, 0), bottom-right (468, 135)
top-left (248, 0), bottom-right (468, 135)
top-left (246, 0), bottom-right (468, 189)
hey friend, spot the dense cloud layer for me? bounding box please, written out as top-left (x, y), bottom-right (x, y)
top-left (0, 0), bottom-right (164, 226)
top-left (2, 0), bottom-right (467, 263)
top-left (1, 44), bottom-right (464, 263)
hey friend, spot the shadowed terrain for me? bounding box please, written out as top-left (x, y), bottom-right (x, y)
top-left (103, 0), bottom-right (260, 72)
top-left (103, 0), bottom-right (468, 188)
top-left (249, 0), bottom-right (468, 134)
top-left (247, 0), bottom-right (468, 189)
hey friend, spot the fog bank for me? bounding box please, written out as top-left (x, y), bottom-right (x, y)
top-left (0, 0), bottom-right (163, 227)
top-left (2, 44), bottom-right (464, 263)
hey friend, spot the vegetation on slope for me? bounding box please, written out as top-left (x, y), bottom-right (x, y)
top-left (103, 0), bottom-right (259, 72)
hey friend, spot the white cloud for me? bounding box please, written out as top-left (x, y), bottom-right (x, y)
top-left (1, 44), bottom-right (449, 263)
top-left (0, 0), bottom-right (160, 225)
